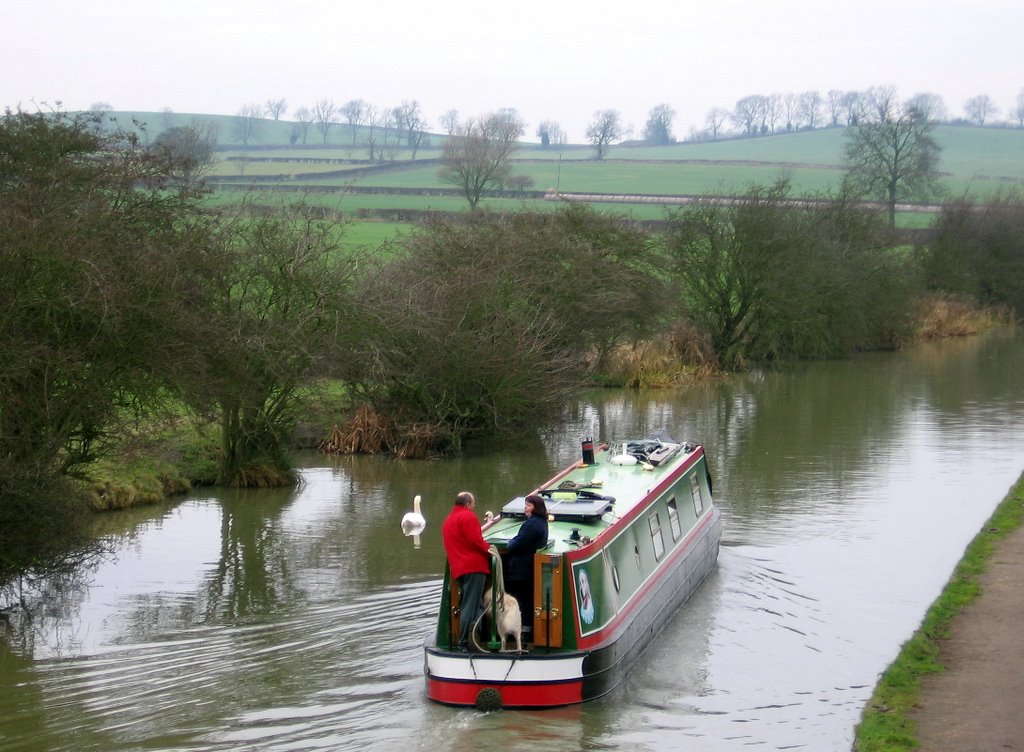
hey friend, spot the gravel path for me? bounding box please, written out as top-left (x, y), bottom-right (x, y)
top-left (910, 522), bottom-right (1024, 750)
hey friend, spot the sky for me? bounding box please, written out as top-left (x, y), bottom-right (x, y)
top-left (5, 0), bottom-right (1023, 142)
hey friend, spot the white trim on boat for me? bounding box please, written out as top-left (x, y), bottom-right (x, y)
top-left (426, 653), bottom-right (586, 682)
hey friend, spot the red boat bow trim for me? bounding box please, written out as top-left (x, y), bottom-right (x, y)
top-left (426, 677), bottom-right (584, 707)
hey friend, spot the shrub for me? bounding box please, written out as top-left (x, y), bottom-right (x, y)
top-left (921, 193), bottom-right (1024, 319)
top-left (341, 206), bottom-right (669, 449)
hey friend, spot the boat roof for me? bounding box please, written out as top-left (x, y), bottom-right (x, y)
top-left (482, 438), bottom-right (702, 555)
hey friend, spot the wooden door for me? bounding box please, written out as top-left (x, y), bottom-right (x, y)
top-left (448, 577), bottom-right (461, 647)
top-left (533, 553), bottom-right (563, 647)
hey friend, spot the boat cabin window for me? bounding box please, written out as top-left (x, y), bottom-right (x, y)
top-left (667, 498), bottom-right (682, 541)
top-left (690, 474), bottom-right (704, 515)
top-left (648, 512), bottom-right (665, 560)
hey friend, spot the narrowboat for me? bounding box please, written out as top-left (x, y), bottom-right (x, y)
top-left (424, 435), bottom-right (722, 709)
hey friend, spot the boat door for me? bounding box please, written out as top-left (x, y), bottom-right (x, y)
top-left (533, 553), bottom-right (563, 647)
top-left (448, 576), bottom-right (461, 647)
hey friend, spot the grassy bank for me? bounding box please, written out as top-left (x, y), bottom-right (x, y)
top-left (84, 381), bottom-right (351, 511)
top-left (86, 414), bottom-right (221, 510)
top-left (853, 472), bottom-right (1024, 751)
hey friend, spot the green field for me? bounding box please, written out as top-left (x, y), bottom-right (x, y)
top-left (115, 109), bottom-right (1024, 179)
top-left (340, 220), bottom-right (415, 250)
top-left (200, 124), bottom-right (1022, 200)
top-left (333, 160), bottom-right (846, 196)
top-left (113, 110), bottom-right (1024, 237)
top-left (206, 160), bottom-right (373, 177)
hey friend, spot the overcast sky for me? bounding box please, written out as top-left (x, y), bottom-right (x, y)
top-left (5, 0), bottom-right (1022, 142)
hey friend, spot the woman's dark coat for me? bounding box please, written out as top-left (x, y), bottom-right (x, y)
top-left (505, 515), bottom-right (549, 582)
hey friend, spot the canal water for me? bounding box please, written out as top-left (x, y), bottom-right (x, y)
top-left (2, 330), bottom-right (1023, 752)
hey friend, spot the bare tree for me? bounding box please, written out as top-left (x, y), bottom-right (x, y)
top-left (88, 101), bottom-right (113, 125)
top-left (234, 103), bottom-right (263, 146)
top-left (368, 105), bottom-right (385, 160)
top-left (378, 108), bottom-right (402, 161)
top-left (643, 103), bottom-right (675, 145)
top-left (964, 94), bottom-right (998, 126)
top-left (265, 98), bottom-right (287, 120)
top-left (85, 102), bottom-right (116, 133)
top-left (763, 94), bottom-right (782, 134)
top-left (292, 106), bottom-right (313, 145)
top-left (509, 174), bottom-right (535, 194)
top-left (312, 99), bottom-right (337, 144)
top-left (782, 93), bottom-right (800, 132)
top-left (827, 90), bottom-right (844, 127)
top-left (160, 107), bottom-right (176, 131)
top-left (341, 99), bottom-right (370, 145)
top-left (151, 118), bottom-right (219, 194)
top-left (841, 91), bottom-right (865, 126)
top-left (393, 99), bottom-right (429, 158)
top-left (905, 92), bottom-right (947, 123)
top-left (438, 109), bottom-right (525, 208)
top-left (731, 95), bottom-right (763, 135)
top-left (439, 109), bottom-right (460, 135)
top-left (586, 109), bottom-right (622, 159)
top-left (704, 108), bottom-right (728, 140)
top-left (536, 120), bottom-right (566, 148)
top-left (843, 105), bottom-right (942, 227)
top-left (866, 85), bottom-right (899, 123)
top-left (798, 90), bottom-right (822, 129)
top-left (1014, 88), bottom-right (1024, 128)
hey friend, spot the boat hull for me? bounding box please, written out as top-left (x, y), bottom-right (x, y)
top-left (425, 505), bottom-right (722, 708)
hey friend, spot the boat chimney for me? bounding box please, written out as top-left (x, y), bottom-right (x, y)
top-left (581, 437), bottom-right (595, 465)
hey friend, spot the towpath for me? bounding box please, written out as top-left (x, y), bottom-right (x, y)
top-left (910, 521), bottom-right (1024, 750)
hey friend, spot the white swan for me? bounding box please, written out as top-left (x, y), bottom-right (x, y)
top-left (402, 495), bottom-right (426, 535)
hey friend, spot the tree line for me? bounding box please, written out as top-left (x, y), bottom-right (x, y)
top-left (691, 86), bottom-right (1023, 141)
top-left (121, 82), bottom-right (1023, 163)
top-left (2, 108), bottom-right (1022, 587)
top-left (564, 86), bottom-right (1023, 156)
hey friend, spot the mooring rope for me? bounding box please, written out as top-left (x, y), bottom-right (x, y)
top-left (469, 548), bottom-right (508, 651)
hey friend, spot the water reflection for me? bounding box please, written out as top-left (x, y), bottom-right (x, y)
top-left (2, 329), bottom-right (1023, 752)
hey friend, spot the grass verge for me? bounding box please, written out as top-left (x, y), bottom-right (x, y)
top-left (852, 472), bottom-right (1024, 751)
top-left (86, 414), bottom-right (221, 510)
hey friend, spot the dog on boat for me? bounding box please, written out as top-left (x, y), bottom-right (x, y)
top-left (470, 587), bottom-right (523, 653)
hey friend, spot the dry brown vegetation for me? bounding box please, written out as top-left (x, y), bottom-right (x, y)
top-left (320, 404), bottom-right (395, 455)
top-left (601, 323), bottom-right (720, 388)
top-left (320, 404), bottom-right (455, 460)
top-left (914, 293), bottom-right (1011, 338)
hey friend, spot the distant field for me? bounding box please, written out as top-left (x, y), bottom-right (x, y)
top-left (114, 110), bottom-right (1024, 176)
top-left (109, 111), bottom-right (1023, 231)
top-left (619, 128), bottom-right (848, 165)
top-left (339, 160), bottom-right (846, 197)
top-left (237, 158), bottom-right (1011, 203)
top-left (202, 187), bottom-right (552, 215)
top-left (201, 126), bottom-right (1022, 201)
top-left (206, 160), bottom-right (373, 177)
top-left (341, 220), bottom-right (415, 250)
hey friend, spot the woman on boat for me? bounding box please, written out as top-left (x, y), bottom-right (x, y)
top-left (504, 494), bottom-right (549, 637)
